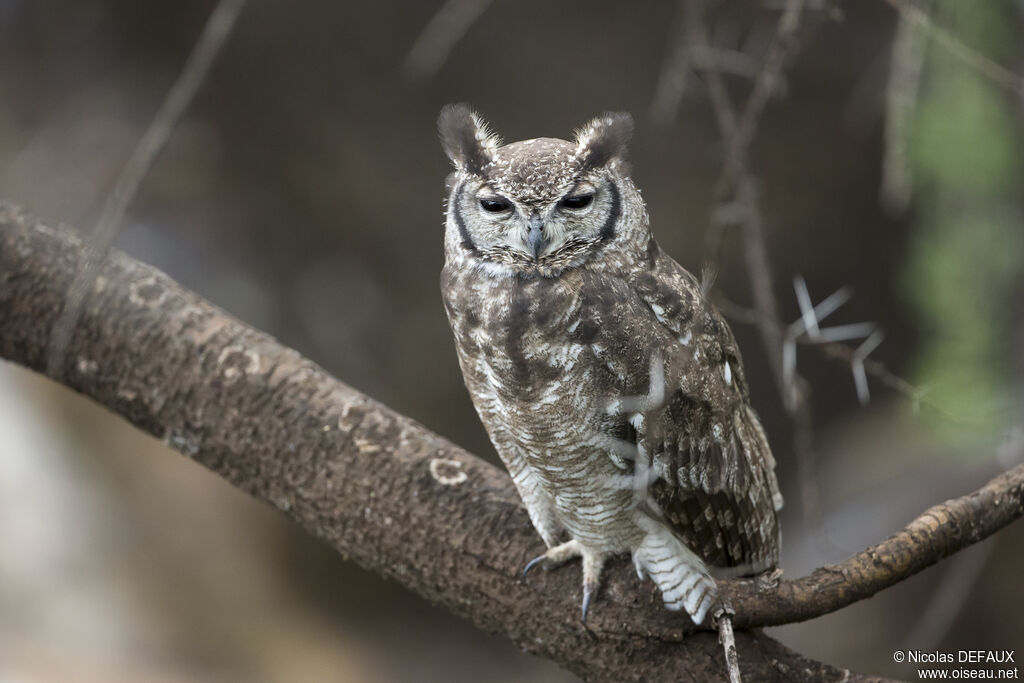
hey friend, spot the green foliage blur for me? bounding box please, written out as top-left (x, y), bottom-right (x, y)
top-left (904, 0), bottom-right (1024, 447)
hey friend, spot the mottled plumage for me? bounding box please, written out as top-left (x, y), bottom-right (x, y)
top-left (438, 104), bottom-right (782, 624)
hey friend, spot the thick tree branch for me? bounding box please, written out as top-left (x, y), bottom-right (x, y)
top-left (2, 203), bottom-right (1020, 680)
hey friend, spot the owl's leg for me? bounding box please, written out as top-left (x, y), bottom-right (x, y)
top-left (632, 526), bottom-right (718, 625)
top-left (522, 540), bottom-right (606, 621)
top-left (506, 458), bottom-right (562, 547)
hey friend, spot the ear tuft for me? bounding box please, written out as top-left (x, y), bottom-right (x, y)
top-left (574, 112), bottom-right (634, 170)
top-left (438, 103), bottom-right (501, 174)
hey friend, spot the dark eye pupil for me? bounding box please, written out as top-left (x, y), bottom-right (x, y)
top-left (480, 198), bottom-right (510, 212)
top-left (560, 194), bottom-right (593, 209)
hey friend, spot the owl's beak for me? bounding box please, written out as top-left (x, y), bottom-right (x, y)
top-left (527, 211), bottom-right (547, 260)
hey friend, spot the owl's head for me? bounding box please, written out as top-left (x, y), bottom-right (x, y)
top-left (438, 104), bottom-right (649, 279)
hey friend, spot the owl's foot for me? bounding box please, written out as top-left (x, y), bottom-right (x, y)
top-left (522, 539), bottom-right (583, 576)
top-left (523, 540), bottom-right (606, 622)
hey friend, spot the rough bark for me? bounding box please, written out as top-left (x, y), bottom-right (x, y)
top-left (3, 202), bottom-right (1020, 681)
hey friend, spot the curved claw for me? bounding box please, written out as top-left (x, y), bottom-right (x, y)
top-left (581, 583), bottom-right (594, 623)
top-left (522, 554), bottom-right (547, 579)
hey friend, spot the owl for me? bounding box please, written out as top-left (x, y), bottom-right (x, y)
top-left (437, 104), bottom-right (782, 625)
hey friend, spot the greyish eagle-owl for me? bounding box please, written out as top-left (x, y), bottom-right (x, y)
top-left (437, 104), bottom-right (782, 625)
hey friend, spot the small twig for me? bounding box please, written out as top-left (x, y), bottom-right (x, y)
top-left (816, 340), bottom-right (916, 397)
top-left (851, 330), bottom-right (886, 405)
top-left (45, 0), bottom-right (247, 378)
top-left (815, 323), bottom-right (876, 343)
top-left (793, 275), bottom-right (821, 338)
top-left (713, 296), bottom-right (767, 326)
top-left (402, 0), bottom-right (495, 80)
top-left (783, 280), bottom-right (858, 405)
top-left (713, 0), bottom-right (808, 388)
top-left (715, 609), bottom-right (743, 683)
top-left (884, 0), bottom-right (1024, 97)
top-left (815, 342), bottom-right (977, 426)
top-left (736, 178), bottom-right (790, 400)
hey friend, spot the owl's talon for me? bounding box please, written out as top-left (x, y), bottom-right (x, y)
top-left (522, 554), bottom-right (547, 578)
top-left (580, 550), bottom-right (606, 623)
top-left (522, 539), bottom-right (583, 579)
top-left (581, 579), bottom-right (598, 622)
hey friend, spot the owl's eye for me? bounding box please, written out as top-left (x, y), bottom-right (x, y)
top-left (559, 193), bottom-right (594, 210)
top-left (479, 197), bottom-right (511, 213)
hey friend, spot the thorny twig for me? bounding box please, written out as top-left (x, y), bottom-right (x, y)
top-left (45, 0), bottom-right (247, 378)
top-left (785, 276), bottom-right (884, 406)
top-left (728, 296), bottom-right (1008, 433)
top-left (716, 292), bottom-right (969, 425)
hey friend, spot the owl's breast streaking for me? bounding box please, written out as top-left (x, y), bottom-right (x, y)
top-left (443, 264), bottom-right (649, 553)
top-left (441, 267), bottom-right (608, 446)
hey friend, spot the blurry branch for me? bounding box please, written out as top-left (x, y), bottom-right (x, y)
top-left (719, 0), bottom-right (807, 193)
top-left (45, 0), bottom-right (247, 379)
top-left (884, 0), bottom-right (1024, 97)
top-left (4, 205), bottom-right (1024, 680)
top-left (688, 0), bottom-right (811, 399)
top-left (880, 0), bottom-right (930, 215)
top-left (651, 3), bottom-right (695, 125)
top-left (686, 0), bottom-right (828, 529)
top-left (651, 3), bottom-right (772, 125)
top-left (402, 0), bottom-right (494, 80)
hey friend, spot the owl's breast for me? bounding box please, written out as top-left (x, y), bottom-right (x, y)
top-left (444, 267), bottom-right (613, 422)
top-left (490, 276), bottom-right (584, 386)
top-left (442, 265), bottom-right (661, 550)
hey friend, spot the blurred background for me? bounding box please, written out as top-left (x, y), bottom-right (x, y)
top-left (1, 0), bottom-right (1022, 680)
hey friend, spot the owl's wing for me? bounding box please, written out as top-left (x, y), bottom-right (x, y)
top-left (597, 245), bottom-right (782, 574)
